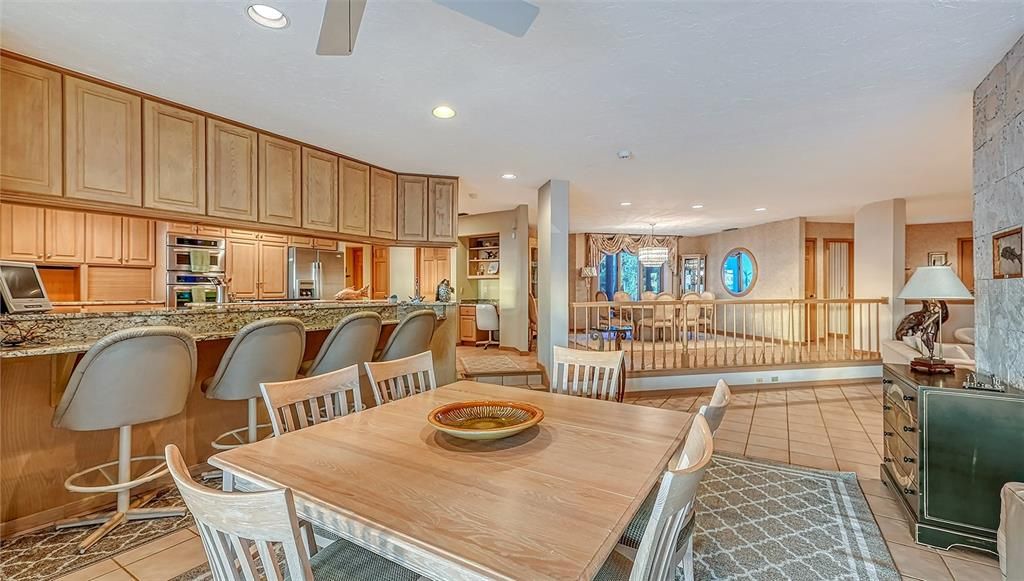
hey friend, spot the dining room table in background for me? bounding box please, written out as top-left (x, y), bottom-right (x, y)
top-left (209, 380), bottom-right (693, 581)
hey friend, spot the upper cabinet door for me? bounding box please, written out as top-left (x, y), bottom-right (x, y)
top-left (258, 241), bottom-right (288, 299)
top-left (122, 217), bottom-right (155, 266)
top-left (85, 213), bottom-right (124, 265)
top-left (65, 76), bottom-right (142, 206)
top-left (44, 209), bottom-right (86, 263)
top-left (302, 147), bottom-right (338, 232)
top-left (0, 58), bottom-right (62, 196)
top-left (428, 177), bottom-right (458, 243)
top-left (369, 168), bottom-right (397, 240)
top-left (397, 175), bottom-right (428, 242)
top-left (226, 238), bottom-right (259, 299)
top-left (0, 203), bottom-right (45, 261)
top-left (143, 100), bottom-right (206, 215)
top-left (339, 159), bottom-right (370, 236)
top-left (207, 119), bottom-right (257, 222)
top-left (258, 134), bottom-right (301, 227)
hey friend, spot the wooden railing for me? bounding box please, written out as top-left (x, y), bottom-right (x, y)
top-left (569, 298), bottom-right (888, 372)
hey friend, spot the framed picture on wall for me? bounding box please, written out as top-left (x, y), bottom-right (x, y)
top-left (927, 252), bottom-right (948, 266)
top-left (993, 227), bottom-right (1023, 279)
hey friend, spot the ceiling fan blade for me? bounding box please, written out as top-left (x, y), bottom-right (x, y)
top-left (316, 0), bottom-right (366, 56)
top-left (433, 0), bottom-right (539, 37)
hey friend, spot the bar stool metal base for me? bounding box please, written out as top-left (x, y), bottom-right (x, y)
top-left (201, 398), bottom-right (271, 491)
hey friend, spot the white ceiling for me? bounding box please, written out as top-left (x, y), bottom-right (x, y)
top-left (2, 1), bottom-right (1022, 235)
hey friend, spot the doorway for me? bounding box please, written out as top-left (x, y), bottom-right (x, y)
top-left (804, 238), bottom-right (817, 341)
top-left (958, 237), bottom-right (975, 293)
top-left (417, 247), bottom-right (451, 300)
top-left (824, 239), bottom-right (854, 336)
top-left (371, 246), bottom-right (390, 300)
top-left (345, 246), bottom-right (364, 290)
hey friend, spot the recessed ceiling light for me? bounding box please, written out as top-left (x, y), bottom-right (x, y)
top-left (620, 202), bottom-right (632, 206)
top-left (432, 105), bottom-right (456, 119)
top-left (754, 207), bottom-right (767, 212)
top-left (247, 4), bottom-right (288, 28)
top-left (691, 204), bottom-right (704, 209)
top-left (501, 173), bottom-right (517, 180)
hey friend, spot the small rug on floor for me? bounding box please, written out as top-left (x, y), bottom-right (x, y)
top-left (0, 486), bottom-right (195, 581)
top-left (459, 354), bottom-right (529, 375)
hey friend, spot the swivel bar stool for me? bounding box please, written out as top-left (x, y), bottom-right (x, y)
top-left (202, 317), bottom-right (305, 490)
top-left (52, 326), bottom-right (197, 553)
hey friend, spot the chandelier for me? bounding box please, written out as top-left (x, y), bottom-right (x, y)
top-left (638, 223), bottom-right (668, 267)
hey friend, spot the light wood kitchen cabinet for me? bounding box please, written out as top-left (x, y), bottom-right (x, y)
top-left (143, 100), bottom-right (205, 215)
top-left (288, 236), bottom-right (337, 249)
top-left (64, 76), bottom-right (142, 206)
top-left (428, 177), bottom-right (458, 243)
top-left (207, 119), bottom-right (257, 222)
top-left (85, 213), bottom-right (124, 265)
top-left (167, 222), bottom-right (225, 236)
top-left (397, 175), bottom-right (428, 242)
top-left (302, 148), bottom-right (338, 232)
top-left (44, 209), bottom-right (86, 263)
top-left (458, 305), bottom-right (488, 345)
top-left (226, 237), bottom-right (287, 299)
top-left (418, 247), bottom-right (451, 298)
top-left (122, 217), bottom-right (155, 266)
top-left (0, 204), bottom-right (45, 261)
top-left (258, 241), bottom-right (288, 299)
top-left (258, 134), bottom-right (301, 227)
top-left (226, 238), bottom-right (258, 299)
top-left (0, 57), bottom-right (62, 197)
top-left (369, 168), bottom-right (397, 240)
top-left (340, 159), bottom-right (370, 236)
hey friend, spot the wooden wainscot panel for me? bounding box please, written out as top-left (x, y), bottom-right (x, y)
top-left (369, 168), bottom-right (397, 240)
top-left (340, 159), bottom-right (370, 236)
top-left (44, 209), bottom-right (86, 264)
top-left (0, 57), bottom-right (63, 196)
top-left (85, 213), bottom-right (124, 265)
top-left (397, 175), bottom-right (428, 242)
top-left (258, 134), bottom-right (301, 227)
top-left (207, 119), bottom-right (258, 222)
top-left (0, 203), bottom-right (45, 261)
top-left (64, 76), bottom-right (143, 206)
top-left (302, 147), bottom-right (339, 232)
top-left (428, 177), bottom-right (458, 243)
top-left (143, 100), bottom-right (206, 215)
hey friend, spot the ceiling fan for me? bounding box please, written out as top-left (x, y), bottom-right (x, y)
top-left (316, 0), bottom-right (540, 56)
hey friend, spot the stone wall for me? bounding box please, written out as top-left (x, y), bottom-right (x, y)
top-left (973, 33), bottom-right (1024, 387)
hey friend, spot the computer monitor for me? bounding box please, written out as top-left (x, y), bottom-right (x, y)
top-left (0, 261), bottom-right (52, 313)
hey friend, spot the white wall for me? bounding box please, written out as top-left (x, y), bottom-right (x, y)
top-left (538, 180), bottom-right (569, 372)
top-left (854, 199), bottom-right (907, 339)
top-left (388, 247), bottom-right (417, 299)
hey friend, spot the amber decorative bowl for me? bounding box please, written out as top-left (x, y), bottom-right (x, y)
top-left (427, 400), bottom-right (544, 440)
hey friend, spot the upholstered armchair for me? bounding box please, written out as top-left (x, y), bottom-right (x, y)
top-left (999, 482), bottom-right (1023, 580)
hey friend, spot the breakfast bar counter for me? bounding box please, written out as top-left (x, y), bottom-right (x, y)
top-left (0, 301), bottom-right (457, 537)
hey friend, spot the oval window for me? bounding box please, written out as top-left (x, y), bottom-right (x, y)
top-left (722, 248), bottom-right (757, 296)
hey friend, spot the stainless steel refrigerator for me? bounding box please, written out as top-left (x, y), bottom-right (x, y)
top-left (288, 247), bottom-right (346, 300)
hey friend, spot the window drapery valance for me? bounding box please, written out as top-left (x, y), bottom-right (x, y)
top-left (586, 233), bottom-right (679, 273)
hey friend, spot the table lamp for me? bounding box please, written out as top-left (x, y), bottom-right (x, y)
top-left (897, 266), bottom-right (973, 374)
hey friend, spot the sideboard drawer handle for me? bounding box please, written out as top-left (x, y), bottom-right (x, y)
top-left (883, 405), bottom-right (892, 411)
top-left (903, 488), bottom-right (917, 495)
top-left (903, 395), bottom-right (915, 402)
top-left (884, 431), bottom-right (894, 437)
top-left (882, 379), bottom-right (893, 385)
top-left (883, 457), bottom-right (892, 463)
top-left (902, 426), bottom-right (916, 433)
top-left (903, 456), bottom-right (916, 464)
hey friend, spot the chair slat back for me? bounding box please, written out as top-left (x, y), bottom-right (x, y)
top-left (698, 379), bottom-right (732, 435)
top-left (364, 351), bottom-right (437, 406)
top-left (164, 444), bottom-right (315, 581)
top-left (260, 365), bottom-right (363, 436)
top-left (550, 345), bottom-right (624, 401)
top-left (631, 416), bottom-right (714, 581)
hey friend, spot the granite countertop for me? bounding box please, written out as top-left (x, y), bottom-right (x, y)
top-left (53, 300), bottom-right (166, 306)
top-left (1, 300), bottom-right (455, 358)
top-left (459, 299), bottom-right (499, 305)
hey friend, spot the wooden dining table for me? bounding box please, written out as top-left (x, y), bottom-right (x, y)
top-left (209, 381), bottom-right (693, 581)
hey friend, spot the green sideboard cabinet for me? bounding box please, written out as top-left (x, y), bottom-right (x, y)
top-left (880, 364), bottom-right (1024, 554)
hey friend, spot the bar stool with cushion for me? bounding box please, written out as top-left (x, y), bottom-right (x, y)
top-left (202, 317), bottom-right (305, 489)
top-left (52, 326), bottom-right (197, 553)
top-left (374, 309), bottom-right (436, 361)
top-left (300, 312), bottom-right (382, 377)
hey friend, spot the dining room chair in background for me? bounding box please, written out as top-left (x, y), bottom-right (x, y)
top-left (164, 444), bottom-right (420, 581)
top-left (475, 303), bottom-right (500, 349)
top-left (365, 351), bottom-right (437, 406)
top-left (606, 415), bottom-right (715, 581)
top-left (528, 294), bottom-right (538, 352)
top-left (699, 379), bottom-right (732, 435)
top-left (301, 312), bottom-right (382, 377)
top-left (260, 364), bottom-right (363, 437)
top-left (550, 345), bottom-right (625, 401)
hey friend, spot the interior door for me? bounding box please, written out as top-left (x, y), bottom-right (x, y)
top-left (824, 239), bottom-right (854, 336)
top-left (371, 245), bottom-right (389, 299)
top-left (958, 238), bottom-right (975, 293)
top-left (804, 238), bottom-right (817, 341)
top-left (345, 246), bottom-right (364, 289)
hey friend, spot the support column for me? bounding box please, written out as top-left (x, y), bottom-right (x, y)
top-left (853, 198), bottom-right (906, 341)
top-left (537, 180), bottom-right (569, 374)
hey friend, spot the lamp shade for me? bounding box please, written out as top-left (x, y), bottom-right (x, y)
top-left (898, 266), bottom-right (973, 300)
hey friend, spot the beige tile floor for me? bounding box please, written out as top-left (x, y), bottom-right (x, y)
top-left (57, 381), bottom-right (1002, 581)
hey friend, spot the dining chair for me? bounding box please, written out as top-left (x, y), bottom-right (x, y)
top-left (260, 364), bottom-right (363, 437)
top-left (607, 415), bottom-right (715, 581)
top-left (638, 293), bottom-right (677, 341)
top-left (699, 379), bottom-right (732, 435)
top-left (612, 291), bottom-right (633, 323)
top-left (528, 293), bottom-right (538, 352)
top-left (550, 345), bottom-right (625, 401)
top-left (301, 312), bottom-right (382, 377)
top-left (364, 351), bottom-right (437, 406)
top-left (1000, 482), bottom-right (1023, 581)
top-left (475, 303), bottom-right (500, 349)
top-left (164, 444), bottom-right (420, 581)
top-left (681, 294), bottom-right (710, 340)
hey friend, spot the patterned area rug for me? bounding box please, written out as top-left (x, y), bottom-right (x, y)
top-left (459, 354), bottom-right (535, 376)
top-left (0, 486), bottom-right (194, 581)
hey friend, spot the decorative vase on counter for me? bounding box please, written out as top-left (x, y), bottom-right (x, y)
top-left (388, 294), bottom-right (399, 304)
top-left (436, 279), bottom-right (453, 303)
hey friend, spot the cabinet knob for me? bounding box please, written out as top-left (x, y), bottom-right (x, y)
top-left (883, 405), bottom-right (892, 411)
top-left (902, 395), bottom-right (915, 402)
top-left (882, 379), bottom-right (893, 385)
top-left (903, 488), bottom-right (916, 495)
top-left (902, 426), bottom-right (916, 433)
top-left (903, 456), bottom-right (915, 464)
top-left (883, 457), bottom-right (892, 463)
